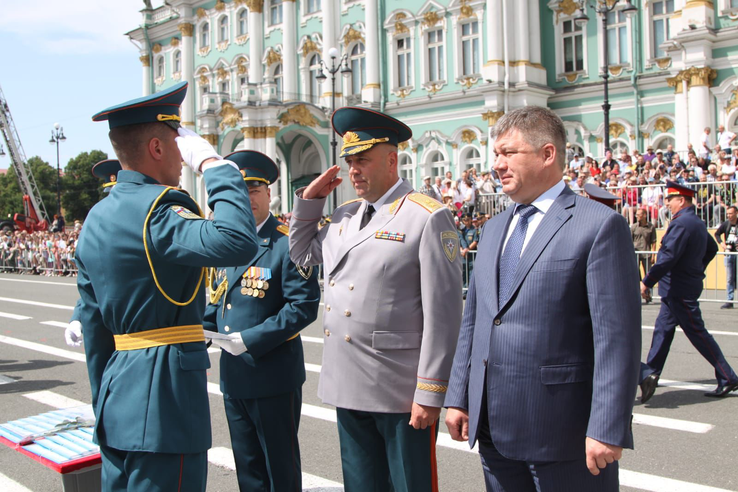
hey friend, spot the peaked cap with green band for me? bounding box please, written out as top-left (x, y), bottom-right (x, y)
top-left (92, 159), bottom-right (122, 193)
top-left (332, 107), bottom-right (412, 157)
top-left (224, 150), bottom-right (280, 185)
top-left (91, 81), bottom-right (187, 130)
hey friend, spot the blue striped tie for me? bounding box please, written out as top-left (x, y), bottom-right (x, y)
top-left (498, 205), bottom-right (538, 309)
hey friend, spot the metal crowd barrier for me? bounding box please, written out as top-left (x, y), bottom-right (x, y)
top-left (0, 255), bottom-right (78, 277)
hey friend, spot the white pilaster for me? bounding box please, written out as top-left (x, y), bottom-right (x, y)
top-left (362, 0), bottom-right (380, 104)
top-left (283, 0), bottom-right (298, 100)
top-left (249, 3), bottom-right (264, 84)
top-left (528, 0), bottom-right (541, 66)
top-left (688, 85), bottom-right (712, 148)
top-left (482, 0), bottom-right (504, 83)
top-left (321, 0), bottom-right (338, 106)
top-left (179, 23), bottom-right (195, 129)
top-left (674, 88), bottom-right (688, 150)
top-left (140, 55), bottom-right (152, 96)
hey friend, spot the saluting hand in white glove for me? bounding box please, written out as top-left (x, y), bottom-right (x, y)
top-left (213, 332), bottom-right (247, 356)
top-left (175, 127), bottom-right (224, 174)
top-left (65, 320), bottom-right (83, 348)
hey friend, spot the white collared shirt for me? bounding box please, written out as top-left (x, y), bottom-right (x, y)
top-left (255, 216), bottom-right (269, 233)
top-left (502, 180), bottom-right (566, 256)
top-left (365, 177), bottom-right (404, 211)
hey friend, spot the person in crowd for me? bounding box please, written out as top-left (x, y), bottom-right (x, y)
top-left (714, 205), bottom-right (738, 310)
top-left (288, 107), bottom-right (463, 492)
top-left (621, 176), bottom-right (640, 225)
top-left (631, 208), bottom-right (658, 302)
top-left (602, 148), bottom-right (618, 170)
top-left (569, 153), bottom-right (582, 171)
top-left (76, 81), bottom-right (259, 491)
top-left (433, 176), bottom-right (444, 198)
top-left (203, 151), bottom-right (320, 492)
top-left (566, 142), bottom-right (575, 164)
top-left (700, 127), bottom-right (712, 162)
top-left (419, 175), bottom-right (442, 201)
top-left (458, 212), bottom-right (479, 288)
top-left (639, 181), bottom-right (738, 403)
top-left (717, 124), bottom-right (736, 154)
top-left (720, 153), bottom-right (736, 178)
top-left (445, 106), bottom-right (640, 492)
top-left (663, 144), bottom-right (676, 165)
top-left (643, 146), bottom-right (657, 163)
top-left (694, 173), bottom-right (715, 226)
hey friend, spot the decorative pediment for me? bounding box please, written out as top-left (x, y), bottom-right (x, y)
top-left (219, 101), bottom-right (242, 131)
top-left (279, 105), bottom-right (319, 128)
top-left (654, 117), bottom-right (674, 134)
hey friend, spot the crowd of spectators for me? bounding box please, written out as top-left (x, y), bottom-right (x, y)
top-left (1, 222), bottom-right (81, 276)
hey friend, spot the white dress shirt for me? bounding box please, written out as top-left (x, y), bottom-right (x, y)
top-left (502, 180), bottom-right (566, 256)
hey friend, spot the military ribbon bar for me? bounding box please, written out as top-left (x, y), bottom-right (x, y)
top-left (375, 231), bottom-right (405, 242)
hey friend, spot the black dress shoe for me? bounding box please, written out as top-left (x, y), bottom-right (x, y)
top-left (640, 374), bottom-right (659, 403)
top-left (704, 381), bottom-right (738, 397)
top-left (720, 303), bottom-right (734, 309)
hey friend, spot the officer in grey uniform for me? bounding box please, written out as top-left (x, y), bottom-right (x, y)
top-left (289, 107), bottom-right (463, 492)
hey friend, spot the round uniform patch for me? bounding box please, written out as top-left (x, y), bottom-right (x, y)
top-left (441, 231), bottom-right (459, 263)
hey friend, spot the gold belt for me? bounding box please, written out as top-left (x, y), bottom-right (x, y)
top-left (114, 325), bottom-right (205, 351)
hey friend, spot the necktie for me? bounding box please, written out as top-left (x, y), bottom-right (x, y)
top-left (498, 205), bottom-right (538, 309)
top-left (360, 204), bottom-right (375, 230)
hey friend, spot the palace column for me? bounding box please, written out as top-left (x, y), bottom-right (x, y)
top-left (283, 0), bottom-right (298, 101)
top-left (362, 0), bottom-right (380, 105)
top-left (140, 55), bottom-right (152, 96)
top-left (178, 23), bottom-right (195, 130)
top-left (242, 127), bottom-right (258, 151)
top-left (686, 67), bottom-right (717, 147)
top-left (247, 0), bottom-right (264, 84)
top-left (481, 0), bottom-right (504, 83)
top-left (321, 0), bottom-right (338, 106)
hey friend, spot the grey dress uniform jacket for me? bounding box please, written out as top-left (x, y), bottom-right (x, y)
top-left (289, 179), bottom-right (463, 412)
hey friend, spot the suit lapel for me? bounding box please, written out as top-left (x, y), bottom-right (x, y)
top-left (481, 205), bottom-right (515, 316)
top-left (329, 181), bottom-right (413, 275)
top-left (228, 215), bottom-right (276, 295)
top-left (498, 188), bottom-right (575, 312)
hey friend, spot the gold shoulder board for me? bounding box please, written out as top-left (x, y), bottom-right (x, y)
top-left (407, 193), bottom-right (442, 213)
top-left (276, 224), bottom-right (289, 236)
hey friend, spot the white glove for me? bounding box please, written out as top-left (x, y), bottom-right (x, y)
top-left (175, 127), bottom-right (222, 174)
top-left (212, 332), bottom-right (247, 356)
top-left (65, 320), bottom-right (83, 347)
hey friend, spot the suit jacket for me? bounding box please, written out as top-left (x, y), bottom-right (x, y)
top-left (289, 179), bottom-right (463, 412)
top-left (76, 166), bottom-right (257, 453)
top-left (445, 186), bottom-right (641, 461)
top-left (643, 206), bottom-right (718, 299)
top-left (203, 214), bottom-right (321, 399)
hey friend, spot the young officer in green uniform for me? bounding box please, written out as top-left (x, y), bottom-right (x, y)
top-left (66, 159), bottom-right (122, 347)
top-left (75, 81), bottom-right (259, 492)
top-left (203, 151), bottom-right (320, 492)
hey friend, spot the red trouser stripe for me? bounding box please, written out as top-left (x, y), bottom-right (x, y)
top-left (177, 454), bottom-right (184, 492)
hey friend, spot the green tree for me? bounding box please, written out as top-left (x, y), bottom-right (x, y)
top-left (62, 150), bottom-right (108, 222)
top-left (0, 157), bottom-right (57, 223)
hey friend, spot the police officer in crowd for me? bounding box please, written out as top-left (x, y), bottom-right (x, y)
top-left (76, 81), bottom-right (258, 491)
top-left (459, 212), bottom-right (479, 287)
top-left (203, 151), bottom-right (320, 492)
top-left (714, 205), bottom-right (737, 309)
top-left (65, 159), bottom-right (122, 347)
top-left (639, 181), bottom-right (738, 402)
top-left (289, 107), bottom-right (463, 492)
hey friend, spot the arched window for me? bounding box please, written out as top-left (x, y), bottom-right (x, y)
top-left (219, 16), bottom-right (229, 43)
top-left (173, 51), bottom-right (181, 73)
top-left (309, 54), bottom-right (321, 103)
top-left (238, 9), bottom-right (248, 36)
top-left (201, 22), bottom-right (210, 48)
top-left (399, 153), bottom-right (415, 185)
top-left (349, 43), bottom-right (366, 96)
top-left (156, 56), bottom-right (165, 78)
top-left (461, 147), bottom-right (482, 172)
top-left (273, 63), bottom-right (283, 100)
top-left (610, 140), bottom-right (629, 156)
top-left (429, 151), bottom-right (448, 178)
top-left (654, 136), bottom-right (675, 151)
top-left (270, 0), bottom-right (283, 26)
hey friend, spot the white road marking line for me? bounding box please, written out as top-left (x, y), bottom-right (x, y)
top-left (642, 325), bottom-right (737, 337)
top-left (0, 472), bottom-right (33, 492)
top-left (305, 363), bottom-right (321, 373)
top-left (0, 297), bottom-right (74, 311)
top-left (23, 390), bottom-right (86, 409)
top-left (658, 379), bottom-right (715, 392)
top-left (40, 321), bottom-right (69, 329)
top-left (0, 277), bottom-right (77, 287)
top-left (0, 311), bottom-right (31, 320)
top-left (620, 469), bottom-right (734, 492)
top-left (632, 413), bottom-right (714, 433)
top-left (208, 447), bottom-right (344, 490)
top-left (302, 336), bottom-right (324, 344)
top-left (0, 335), bottom-right (86, 362)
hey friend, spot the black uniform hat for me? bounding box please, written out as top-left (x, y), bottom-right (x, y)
top-left (665, 180), bottom-right (695, 199)
top-left (224, 150), bottom-right (279, 185)
top-left (332, 107), bottom-right (412, 157)
top-left (92, 81), bottom-right (187, 130)
top-left (584, 183), bottom-right (621, 208)
top-left (91, 159), bottom-right (122, 193)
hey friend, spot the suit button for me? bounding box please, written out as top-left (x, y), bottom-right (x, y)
top-left (348, 284), bottom-right (354, 291)
top-left (326, 305), bottom-right (331, 312)
top-left (494, 319), bottom-right (501, 326)
top-left (329, 279), bottom-right (335, 287)
top-left (226, 303), bottom-right (231, 310)
top-left (344, 310), bottom-right (351, 317)
top-left (324, 329), bottom-right (331, 337)
top-left (224, 326), bottom-right (230, 332)
top-left (344, 335), bottom-right (351, 342)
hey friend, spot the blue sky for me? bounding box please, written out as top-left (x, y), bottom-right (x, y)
top-left (0, 0), bottom-right (165, 170)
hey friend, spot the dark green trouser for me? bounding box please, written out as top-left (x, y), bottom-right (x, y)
top-left (336, 408), bottom-right (440, 492)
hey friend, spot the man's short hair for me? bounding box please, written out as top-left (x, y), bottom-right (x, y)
top-left (491, 106), bottom-right (567, 170)
top-left (109, 122), bottom-right (174, 166)
top-left (728, 205), bottom-right (738, 213)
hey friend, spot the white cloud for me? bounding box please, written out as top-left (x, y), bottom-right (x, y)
top-left (0, 0), bottom-right (165, 55)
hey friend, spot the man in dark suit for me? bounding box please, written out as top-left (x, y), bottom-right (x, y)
top-left (203, 151), bottom-right (320, 491)
top-left (639, 182), bottom-right (738, 402)
top-left (444, 106), bottom-right (641, 491)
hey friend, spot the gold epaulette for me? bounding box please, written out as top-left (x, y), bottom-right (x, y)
top-left (276, 224), bottom-right (289, 236)
top-left (407, 193), bottom-right (442, 213)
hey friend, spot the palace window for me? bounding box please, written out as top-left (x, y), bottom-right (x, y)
top-left (427, 29), bottom-right (444, 82)
top-left (610, 140), bottom-right (629, 156)
top-left (460, 21), bottom-right (480, 76)
top-left (461, 147), bottom-right (482, 173)
top-left (396, 37), bottom-right (412, 88)
top-left (349, 43), bottom-right (366, 96)
top-left (309, 54), bottom-right (321, 103)
top-left (173, 51), bottom-right (181, 73)
top-left (274, 63), bottom-right (283, 99)
top-left (652, 1), bottom-right (674, 58)
top-left (201, 22), bottom-right (210, 48)
top-left (270, 0), bottom-right (283, 26)
top-left (219, 80), bottom-right (229, 94)
top-left (562, 19), bottom-right (584, 73)
top-left (156, 56), bottom-right (165, 78)
top-left (306, 0), bottom-right (321, 14)
top-left (399, 153), bottom-right (415, 185)
top-left (429, 151), bottom-right (448, 178)
top-left (219, 16), bottom-right (229, 43)
top-left (238, 9), bottom-right (248, 36)
top-left (606, 10), bottom-right (629, 65)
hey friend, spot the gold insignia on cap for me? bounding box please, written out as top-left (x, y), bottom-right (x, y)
top-left (441, 231), bottom-right (459, 263)
top-left (110, 175), bottom-right (117, 182)
top-left (240, 169), bottom-right (247, 178)
top-left (343, 132), bottom-right (360, 145)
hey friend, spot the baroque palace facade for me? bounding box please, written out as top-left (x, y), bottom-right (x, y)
top-left (128, 0), bottom-right (738, 213)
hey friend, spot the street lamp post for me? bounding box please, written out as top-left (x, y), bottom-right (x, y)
top-left (316, 47), bottom-right (352, 210)
top-left (575, 1), bottom-right (637, 152)
top-left (49, 123), bottom-right (66, 218)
